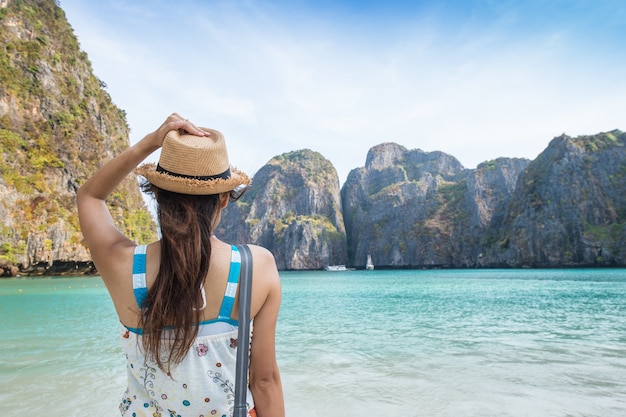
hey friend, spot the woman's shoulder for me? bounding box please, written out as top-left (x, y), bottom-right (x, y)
top-left (246, 245), bottom-right (278, 270)
top-left (245, 244), bottom-right (273, 257)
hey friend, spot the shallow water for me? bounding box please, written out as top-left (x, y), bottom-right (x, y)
top-left (1, 269), bottom-right (625, 416)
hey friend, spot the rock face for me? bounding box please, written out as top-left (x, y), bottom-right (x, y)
top-left (486, 131), bottom-right (626, 267)
top-left (0, 0), bottom-right (156, 276)
top-left (216, 149), bottom-right (347, 270)
top-left (342, 132), bottom-right (626, 268)
top-left (341, 142), bottom-right (531, 268)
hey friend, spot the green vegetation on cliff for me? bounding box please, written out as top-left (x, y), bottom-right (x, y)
top-left (0, 0), bottom-right (156, 275)
top-left (217, 148), bottom-right (347, 270)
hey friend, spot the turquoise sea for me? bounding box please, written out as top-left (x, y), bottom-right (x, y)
top-left (1, 269), bottom-right (625, 417)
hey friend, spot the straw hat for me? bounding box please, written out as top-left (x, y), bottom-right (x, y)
top-left (135, 128), bottom-right (250, 195)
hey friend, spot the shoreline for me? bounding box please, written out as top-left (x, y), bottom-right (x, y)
top-left (2, 262), bottom-right (625, 278)
top-left (0, 261), bottom-right (97, 278)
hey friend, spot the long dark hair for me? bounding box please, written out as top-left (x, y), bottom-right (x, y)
top-left (138, 182), bottom-right (248, 371)
top-left (139, 182), bottom-right (223, 371)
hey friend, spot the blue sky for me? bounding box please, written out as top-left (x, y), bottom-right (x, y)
top-left (60, 0), bottom-right (626, 184)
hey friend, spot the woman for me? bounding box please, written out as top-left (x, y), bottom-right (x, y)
top-left (77, 113), bottom-right (284, 417)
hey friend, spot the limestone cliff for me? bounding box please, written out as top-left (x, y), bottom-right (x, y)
top-left (216, 149), bottom-right (347, 270)
top-left (342, 131), bottom-right (625, 268)
top-left (341, 142), bottom-right (530, 268)
top-left (487, 130), bottom-right (626, 267)
top-left (0, 0), bottom-right (156, 276)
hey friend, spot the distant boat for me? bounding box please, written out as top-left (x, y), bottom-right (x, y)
top-left (366, 254), bottom-right (374, 270)
top-left (324, 265), bottom-right (353, 271)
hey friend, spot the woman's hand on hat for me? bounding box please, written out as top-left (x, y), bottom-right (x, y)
top-left (149, 113), bottom-right (209, 148)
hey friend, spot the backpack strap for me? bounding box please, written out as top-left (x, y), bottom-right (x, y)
top-left (234, 244), bottom-right (253, 417)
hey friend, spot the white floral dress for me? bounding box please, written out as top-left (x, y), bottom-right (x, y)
top-left (119, 245), bottom-right (255, 417)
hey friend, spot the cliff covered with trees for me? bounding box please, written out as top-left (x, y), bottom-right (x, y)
top-left (216, 149), bottom-right (347, 270)
top-left (341, 143), bottom-right (530, 268)
top-left (0, 0), bottom-right (156, 276)
top-left (219, 130), bottom-right (625, 270)
top-left (485, 131), bottom-right (626, 267)
top-left (341, 131), bottom-right (625, 268)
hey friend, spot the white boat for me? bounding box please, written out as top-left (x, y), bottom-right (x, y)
top-left (366, 254), bottom-right (374, 270)
top-left (324, 265), bottom-right (348, 271)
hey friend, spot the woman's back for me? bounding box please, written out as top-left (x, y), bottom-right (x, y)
top-left (120, 245), bottom-right (255, 417)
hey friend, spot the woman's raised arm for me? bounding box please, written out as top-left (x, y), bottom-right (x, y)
top-left (77, 113), bottom-right (207, 275)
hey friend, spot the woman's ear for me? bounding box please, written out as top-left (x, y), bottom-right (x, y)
top-left (219, 192), bottom-right (229, 209)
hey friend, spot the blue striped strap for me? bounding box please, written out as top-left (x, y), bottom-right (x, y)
top-left (132, 245), bottom-right (148, 309)
top-left (218, 246), bottom-right (241, 322)
top-left (128, 244), bottom-right (240, 328)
